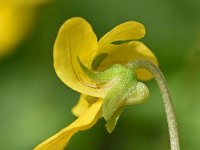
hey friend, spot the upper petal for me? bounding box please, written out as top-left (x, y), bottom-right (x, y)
top-left (54, 17), bottom-right (107, 97)
top-left (93, 41), bottom-right (158, 80)
top-left (98, 21), bottom-right (145, 50)
top-left (34, 100), bottom-right (103, 150)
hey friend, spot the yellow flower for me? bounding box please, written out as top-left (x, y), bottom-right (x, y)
top-left (0, 0), bottom-right (50, 59)
top-left (34, 17), bottom-right (158, 150)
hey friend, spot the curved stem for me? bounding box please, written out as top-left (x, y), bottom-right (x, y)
top-left (126, 60), bottom-right (180, 150)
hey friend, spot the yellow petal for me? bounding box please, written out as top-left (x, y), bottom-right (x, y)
top-left (98, 21), bottom-right (145, 50)
top-left (93, 41), bottom-right (158, 80)
top-left (54, 17), bottom-right (107, 98)
top-left (72, 94), bottom-right (90, 117)
top-left (72, 94), bottom-right (101, 117)
top-left (34, 100), bottom-right (103, 150)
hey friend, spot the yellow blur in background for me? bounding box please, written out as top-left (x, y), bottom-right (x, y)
top-left (0, 0), bottom-right (50, 58)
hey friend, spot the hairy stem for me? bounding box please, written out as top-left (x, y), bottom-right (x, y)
top-left (127, 60), bottom-right (180, 150)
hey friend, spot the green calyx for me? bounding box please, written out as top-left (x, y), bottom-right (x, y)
top-left (78, 58), bottom-right (149, 133)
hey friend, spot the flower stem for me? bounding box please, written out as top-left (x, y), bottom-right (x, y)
top-left (126, 60), bottom-right (180, 150)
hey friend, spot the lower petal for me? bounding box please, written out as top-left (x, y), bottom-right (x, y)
top-left (72, 94), bottom-right (90, 117)
top-left (34, 100), bottom-right (103, 150)
top-left (72, 94), bottom-right (100, 117)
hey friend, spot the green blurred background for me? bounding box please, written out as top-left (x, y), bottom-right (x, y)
top-left (0, 0), bottom-right (200, 149)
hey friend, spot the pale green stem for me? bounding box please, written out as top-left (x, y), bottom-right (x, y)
top-left (126, 60), bottom-right (180, 150)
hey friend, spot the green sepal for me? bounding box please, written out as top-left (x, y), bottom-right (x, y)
top-left (102, 66), bottom-right (137, 121)
top-left (122, 82), bottom-right (149, 106)
top-left (105, 107), bottom-right (125, 133)
top-left (78, 58), bottom-right (149, 134)
top-left (104, 81), bottom-right (149, 133)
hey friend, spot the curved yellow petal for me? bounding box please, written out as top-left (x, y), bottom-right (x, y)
top-left (34, 100), bottom-right (103, 150)
top-left (54, 17), bottom-right (107, 98)
top-left (72, 94), bottom-right (101, 117)
top-left (72, 94), bottom-right (90, 117)
top-left (93, 41), bottom-right (158, 80)
top-left (98, 21), bottom-right (145, 50)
